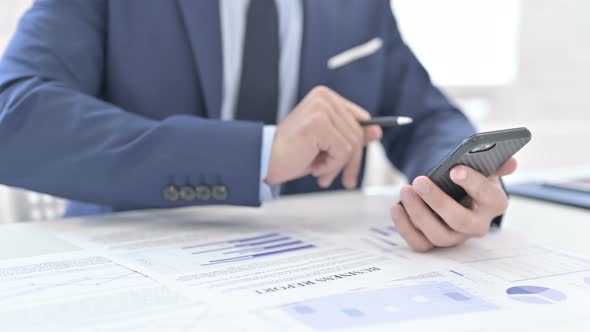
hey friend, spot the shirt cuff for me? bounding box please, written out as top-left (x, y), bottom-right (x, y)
top-left (259, 125), bottom-right (280, 202)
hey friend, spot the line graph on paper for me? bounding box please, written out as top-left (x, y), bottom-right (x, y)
top-left (0, 257), bottom-right (155, 305)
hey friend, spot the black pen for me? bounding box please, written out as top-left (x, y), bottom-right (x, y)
top-left (359, 116), bottom-right (413, 127)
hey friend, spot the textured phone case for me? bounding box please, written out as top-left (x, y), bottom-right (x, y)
top-left (428, 128), bottom-right (532, 201)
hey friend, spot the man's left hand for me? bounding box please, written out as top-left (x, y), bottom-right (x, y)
top-left (390, 158), bottom-right (518, 252)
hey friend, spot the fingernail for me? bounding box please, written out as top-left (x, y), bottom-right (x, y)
top-left (401, 187), bottom-right (415, 203)
top-left (451, 168), bottom-right (467, 181)
top-left (414, 178), bottom-right (430, 195)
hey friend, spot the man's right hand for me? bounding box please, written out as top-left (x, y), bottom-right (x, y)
top-left (266, 86), bottom-right (382, 189)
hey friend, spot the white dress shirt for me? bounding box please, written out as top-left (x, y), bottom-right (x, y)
top-left (219, 0), bottom-right (303, 200)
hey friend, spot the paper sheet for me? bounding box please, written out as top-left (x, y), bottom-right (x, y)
top-left (20, 211), bottom-right (590, 331)
top-left (48, 215), bottom-right (433, 309)
top-left (0, 251), bottom-right (205, 331)
top-left (246, 229), bottom-right (590, 331)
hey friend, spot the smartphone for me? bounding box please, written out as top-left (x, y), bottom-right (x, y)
top-left (427, 127), bottom-right (532, 202)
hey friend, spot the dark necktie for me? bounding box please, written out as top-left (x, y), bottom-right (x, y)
top-left (235, 0), bottom-right (280, 125)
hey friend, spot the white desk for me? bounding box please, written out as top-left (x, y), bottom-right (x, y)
top-left (1, 191), bottom-right (589, 331)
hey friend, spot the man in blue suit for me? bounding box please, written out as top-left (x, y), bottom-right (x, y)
top-left (0, 0), bottom-right (516, 251)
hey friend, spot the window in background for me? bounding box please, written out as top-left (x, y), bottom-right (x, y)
top-left (367, 0), bottom-right (522, 188)
top-left (392, 0), bottom-right (521, 88)
top-left (391, 0), bottom-right (521, 125)
top-left (0, 1), bottom-right (30, 51)
top-left (390, 0), bottom-right (590, 175)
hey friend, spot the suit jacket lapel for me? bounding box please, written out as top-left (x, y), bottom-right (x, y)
top-left (177, 0), bottom-right (223, 119)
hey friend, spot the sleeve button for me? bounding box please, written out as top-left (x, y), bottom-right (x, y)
top-left (163, 185), bottom-right (180, 202)
top-left (179, 186), bottom-right (196, 201)
top-left (195, 185), bottom-right (211, 201)
top-left (212, 185), bottom-right (229, 201)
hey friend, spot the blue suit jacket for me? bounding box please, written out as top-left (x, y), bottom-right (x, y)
top-left (0, 0), bottom-right (475, 217)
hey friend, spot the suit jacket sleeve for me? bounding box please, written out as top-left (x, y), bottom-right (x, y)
top-left (0, 0), bottom-right (263, 209)
top-left (377, 1), bottom-right (476, 182)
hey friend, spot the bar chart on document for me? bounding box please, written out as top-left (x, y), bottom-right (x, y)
top-left (363, 226), bottom-right (400, 253)
top-left (122, 232), bottom-right (318, 274)
top-left (283, 282), bottom-right (497, 330)
top-left (188, 233), bottom-right (315, 266)
top-left (107, 227), bottom-right (421, 311)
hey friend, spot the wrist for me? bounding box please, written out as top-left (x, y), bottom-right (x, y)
top-left (265, 130), bottom-right (282, 185)
top-left (265, 147), bottom-right (283, 185)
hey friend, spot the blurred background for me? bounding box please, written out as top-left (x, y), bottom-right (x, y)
top-left (0, 0), bottom-right (589, 222)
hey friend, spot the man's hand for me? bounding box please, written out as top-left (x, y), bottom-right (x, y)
top-left (266, 86), bottom-right (382, 188)
top-left (390, 158), bottom-right (518, 252)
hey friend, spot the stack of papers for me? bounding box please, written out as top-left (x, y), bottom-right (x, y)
top-left (1, 209), bottom-right (590, 331)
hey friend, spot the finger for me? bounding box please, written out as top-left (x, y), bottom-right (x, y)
top-left (311, 87), bottom-right (362, 135)
top-left (311, 91), bottom-right (364, 188)
top-left (342, 98), bottom-right (370, 121)
top-left (412, 176), bottom-right (488, 237)
top-left (340, 99), bottom-right (383, 143)
top-left (317, 173), bottom-right (336, 188)
top-left (400, 186), bottom-right (466, 247)
top-left (317, 88), bottom-right (377, 147)
top-left (319, 89), bottom-right (365, 148)
top-left (316, 104), bottom-right (363, 187)
top-left (312, 126), bottom-right (352, 187)
top-left (311, 97), bottom-right (359, 147)
top-left (311, 87), bottom-right (382, 145)
top-left (310, 153), bottom-right (336, 188)
top-left (494, 158), bottom-right (518, 177)
top-left (319, 97), bottom-right (366, 190)
top-left (310, 152), bottom-right (328, 172)
top-left (313, 150), bottom-right (349, 182)
top-left (363, 126), bottom-right (383, 144)
top-left (390, 203), bottom-right (434, 252)
top-left (450, 166), bottom-right (508, 215)
top-left (341, 147), bottom-right (362, 189)
top-left (343, 99), bottom-right (383, 145)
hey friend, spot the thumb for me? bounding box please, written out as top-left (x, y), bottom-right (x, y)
top-left (363, 126), bottom-right (383, 144)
